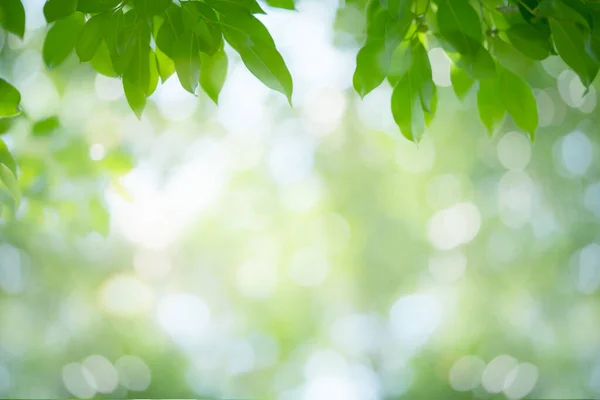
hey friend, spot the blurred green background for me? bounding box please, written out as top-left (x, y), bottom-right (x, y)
top-left (2, 0), bottom-right (600, 399)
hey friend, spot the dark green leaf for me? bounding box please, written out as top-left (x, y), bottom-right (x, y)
top-left (498, 67), bottom-right (538, 139)
top-left (77, 0), bottom-right (120, 13)
top-left (203, 0), bottom-right (265, 14)
top-left (156, 4), bottom-right (185, 59)
top-left (506, 23), bottom-right (552, 60)
top-left (450, 64), bottom-right (474, 99)
top-left (221, 11), bottom-right (293, 102)
top-left (0, 119), bottom-right (14, 135)
top-left (180, 1), bottom-right (223, 55)
top-left (412, 41), bottom-right (434, 113)
top-left (132, 0), bottom-right (170, 16)
top-left (477, 77), bottom-right (505, 136)
top-left (173, 30), bottom-right (201, 94)
top-left (550, 19), bottom-right (598, 87)
top-left (391, 67), bottom-right (425, 142)
top-left (43, 13), bottom-right (85, 69)
top-left (91, 41), bottom-right (118, 77)
top-left (439, 32), bottom-right (495, 79)
top-left (123, 42), bottom-right (152, 117)
top-left (200, 49), bottom-right (228, 104)
top-left (0, 0), bottom-right (25, 38)
top-left (437, 0), bottom-right (482, 43)
top-left (265, 0), bottom-right (295, 10)
top-left (32, 116), bottom-right (60, 136)
top-left (76, 12), bottom-right (106, 62)
top-left (0, 79), bottom-right (21, 118)
top-left (43, 0), bottom-right (78, 23)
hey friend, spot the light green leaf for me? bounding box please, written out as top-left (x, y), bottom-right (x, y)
top-left (412, 40), bottom-right (434, 113)
top-left (43, 13), bottom-right (85, 69)
top-left (439, 32), bottom-right (495, 79)
top-left (387, 41), bottom-right (411, 86)
top-left (200, 50), bottom-right (228, 104)
top-left (76, 12), bottom-right (106, 62)
top-left (156, 46), bottom-right (175, 82)
top-left (353, 40), bottom-right (388, 98)
top-left (488, 36), bottom-right (534, 76)
top-left (551, 19), bottom-right (598, 88)
top-left (173, 30), bottom-right (201, 94)
top-left (498, 67), bottom-right (538, 140)
top-left (0, 79), bottom-right (21, 118)
top-left (0, 0), bottom-right (26, 38)
top-left (43, 0), bottom-right (78, 23)
top-left (265, 0), bottom-right (295, 10)
top-left (0, 139), bottom-right (17, 176)
top-left (203, 0), bottom-right (265, 14)
top-left (221, 12), bottom-right (293, 103)
top-left (450, 64), bottom-right (474, 99)
top-left (32, 116), bottom-right (60, 137)
top-left (77, 0), bottom-right (120, 13)
top-left (89, 197), bottom-right (109, 236)
top-left (506, 23), bottom-right (552, 60)
top-left (0, 164), bottom-right (19, 208)
top-left (477, 77), bottom-right (505, 136)
top-left (91, 41), bottom-right (118, 77)
top-left (123, 42), bottom-right (152, 117)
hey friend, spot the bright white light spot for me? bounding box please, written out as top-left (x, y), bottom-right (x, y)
top-left (584, 182), bottom-right (600, 217)
top-left (0, 244), bottom-right (23, 294)
top-left (577, 243), bottom-right (600, 294)
top-left (427, 202), bottom-right (481, 250)
top-left (357, 84), bottom-right (397, 132)
top-left (429, 47), bottom-right (451, 87)
top-left (428, 251), bottom-right (467, 283)
top-left (133, 249), bottom-right (172, 281)
top-left (114, 355), bottom-right (151, 392)
top-left (89, 144), bottom-right (106, 161)
top-left (303, 376), bottom-right (360, 400)
top-left (560, 131), bottom-right (592, 176)
top-left (156, 293), bottom-right (210, 346)
top-left (249, 333), bottom-right (280, 369)
top-left (0, 364), bottom-right (11, 394)
top-left (268, 134), bottom-right (315, 186)
top-left (497, 132), bottom-right (531, 171)
top-left (95, 75), bottom-right (123, 101)
top-left (481, 355), bottom-right (518, 394)
top-left (330, 314), bottom-right (382, 355)
top-left (226, 339), bottom-right (256, 376)
top-left (426, 174), bottom-right (463, 210)
top-left (20, 73), bottom-right (61, 120)
top-left (503, 363), bottom-right (538, 400)
top-left (82, 355), bottom-right (118, 394)
top-left (389, 293), bottom-right (443, 348)
top-left (289, 247), bottom-right (330, 287)
top-left (236, 259), bottom-right (278, 299)
top-left (281, 176), bottom-right (322, 212)
top-left (98, 274), bottom-right (153, 317)
top-left (305, 350), bottom-right (347, 380)
top-left (498, 171), bottom-right (535, 228)
top-left (396, 135), bottom-right (436, 173)
top-left (449, 355), bottom-right (485, 391)
top-left (304, 86), bottom-right (347, 133)
top-left (12, 50), bottom-right (42, 86)
top-left (153, 77), bottom-right (198, 121)
top-left (62, 363), bottom-right (97, 399)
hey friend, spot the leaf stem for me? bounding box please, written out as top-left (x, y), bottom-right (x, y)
top-left (515, 0), bottom-right (536, 16)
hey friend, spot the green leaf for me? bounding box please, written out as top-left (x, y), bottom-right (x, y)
top-left (436, 0), bottom-right (482, 44)
top-left (123, 41), bottom-right (152, 117)
top-left (412, 41), bottom-right (435, 113)
top-left (221, 11), bottom-right (293, 102)
top-left (173, 30), bottom-right (201, 94)
top-left (77, 0), bottom-right (120, 13)
top-left (180, 1), bottom-right (223, 55)
top-left (76, 12), bottom-right (106, 62)
top-left (132, 0), bottom-right (170, 17)
top-left (0, 119), bottom-right (14, 135)
top-left (265, 0), bottom-right (295, 10)
top-left (538, 0), bottom-right (589, 29)
top-left (477, 77), bottom-right (505, 136)
top-left (203, 0), bottom-right (265, 14)
top-left (0, 0), bottom-right (25, 38)
top-left (0, 79), bottom-right (21, 118)
top-left (586, 13), bottom-right (600, 63)
top-left (391, 68), bottom-right (425, 142)
top-left (32, 116), bottom-right (60, 136)
top-left (200, 49), bottom-right (228, 104)
top-left (387, 40), bottom-right (411, 86)
top-left (498, 67), bottom-right (538, 140)
top-left (488, 35), bottom-right (534, 76)
top-left (551, 19), bottom-right (598, 87)
top-left (450, 64), bottom-right (474, 99)
top-left (156, 4), bottom-right (185, 59)
top-left (0, 139), bottom-right (17, 176)
top-left (89, 197), bottom-right (109, 236)
top-left (353, 40), bottom-right (388, 98)
top-left (439, 32), bottom-right (496, 79)
top-left (43, 0), bottom-right (78, 23)
top-left (91, 41), bottom-right (118, 77)
top-left (156, 46), bottom-right (175, 82)
top-left (43, 13), bottom-right (85, 69)
top-left (506, 23), bottom-right (552, 60)
top-left (0, 163), bottom-right (20, 208)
